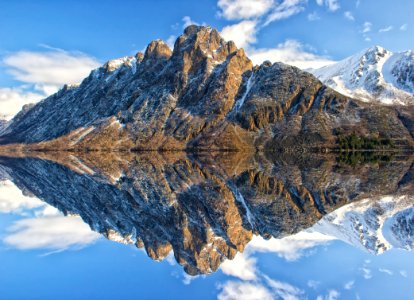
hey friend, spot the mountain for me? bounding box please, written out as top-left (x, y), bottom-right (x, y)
top-left (1, 27), bottom-right (414, 151)
top-left (311, 46), bottom-right (414, 105)
top-left (1, 151), bottom-right (413, 274)
top-left (311, 195), bottom-right (414, 254)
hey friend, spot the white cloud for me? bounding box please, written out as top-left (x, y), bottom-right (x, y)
top-left (344, 11), bottom-right (355, 21)
top-left (218, 277), bottom-right (304, 300)
top-left (0, 180), bottom-right (45, 213)
top-left (182, 16), bottom-right (199, 28)
top-left (182, 273), bottom-right (199, 285)
top-left (218, 281), bottom-right (273, 300)
top-left (0, 180), bottom-right (100, 252)
top-left (317, 290), bottom-right (340, 300)
top-left (379, 26), bottom-right (393, 33)
top-left (166, 35), bottom-right (177, 49)
top-left (3, 214), bottom-right (100, 251)
top-left (316, 0), bottom-right (340, 12)
top-left (360, 22), bottom-right (372, 42)
top-left (379, 268), bottom-right (393, 275)
top-left (400, 270), bottom-right (408, 277)
top-left (361, 267), bottom-right (372, 279)
top-left (165, 251), bottom-right (176, 265)
top-left (307, 280), bottom-right (320, 290)
top-left (246, 231), bottom-right (335, 261)
top-left (400, 24), bottom-right (408, 31)
top-left (217, 0), bottom-right (330, 72)
top-left (308, 11), bottom-right (321, 21)
top-left (362, 21), bottom-right (372, 33)
top-left (0, 48), bottom-right (100, 120)
top-left (221, 252), bottom-right (257, 280)
top-left (328, 290), bottom-right (340, 300)
top-left (3, 49), bottom-right (100, 89)
top-left (264, 0), bottom-right (307, 26)
top-left (217, 0), bottom-right (274, 20)
top-left (248, 39), bottom-right (336, 70)
top-left (344, 280), bottom-right (355, 290)
top-left (221, 20), bottom-right (258, 49)
top-left (0, 87), bottom-right (44, 120)
top-left (265, 276), bottom-right (305, 299)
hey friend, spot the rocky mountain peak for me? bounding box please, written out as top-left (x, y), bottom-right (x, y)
top-left (360, 45), bottom-right (389, 66)
top-left (172, 25), bottom-right (241, 72)
top-left (366, 45), bottom-right (388, 56)
top-left (143, 39), bottom-right (172, 62)
top-left (103, 56), bottom-right (137, 73)
top-left (135, 51), bottom-right (144, 63)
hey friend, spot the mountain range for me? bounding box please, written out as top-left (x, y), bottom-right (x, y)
top-left (0, 25), bottom-right (413, 152)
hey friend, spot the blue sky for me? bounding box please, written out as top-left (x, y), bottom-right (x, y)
top-left (0, 0), bottom-right (413, 119)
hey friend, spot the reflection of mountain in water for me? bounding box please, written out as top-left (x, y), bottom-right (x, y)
top-left (312, 195), bottom-right (414, 254)
top-left (0, 151), bottom-right (413, 275)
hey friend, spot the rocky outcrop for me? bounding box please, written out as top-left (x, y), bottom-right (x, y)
top-left (1, 27), bottom-right (413, 151)
top-left (1, 151), bottom-right (413, 275)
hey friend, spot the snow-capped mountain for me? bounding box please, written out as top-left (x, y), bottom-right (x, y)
top-left (311, 195), bottom-right (414, 254)
top-left (311, 46), bottom-right (414, 105)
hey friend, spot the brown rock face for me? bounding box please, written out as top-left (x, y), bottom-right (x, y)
top-left (144, 40), bottom-right (172, 61)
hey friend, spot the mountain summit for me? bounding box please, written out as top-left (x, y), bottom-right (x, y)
top-left (1, 26), bottom-right (414, 151)
top-left (311, 46), bottom-right (414, 105)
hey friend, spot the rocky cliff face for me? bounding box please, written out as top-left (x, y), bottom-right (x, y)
top-left (311, 46), bottom-right (414, 105)
top-left (1, 151), bottom-right (413, 275)
top-left (1, 27), bottom-right (413, 151)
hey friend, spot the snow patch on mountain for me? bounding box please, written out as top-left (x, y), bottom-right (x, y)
top-left (104, 56), bottom-right (138, 73)
top-left (311, 46), bottom-right (414, 105)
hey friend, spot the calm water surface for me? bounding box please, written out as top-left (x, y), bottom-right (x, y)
top-left (0, 152), bottom-right (413, 299)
